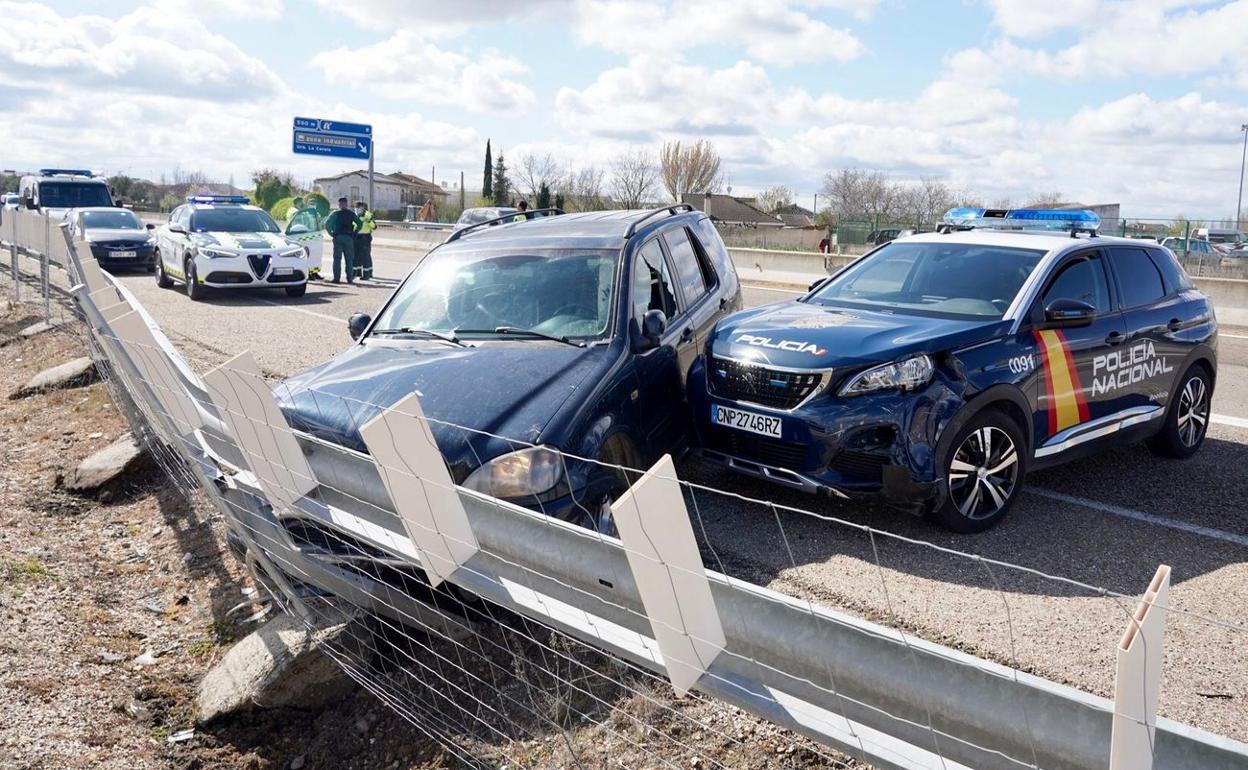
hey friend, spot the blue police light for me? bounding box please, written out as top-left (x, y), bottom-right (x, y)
top-left (941, 207), bottom-right (1101, 233)
top-left (39, 168), bottom-right (93, 177)
top-left (185, 195), bottom-right (251, 204)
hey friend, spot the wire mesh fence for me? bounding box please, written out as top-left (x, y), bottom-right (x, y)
top-left (3, 206), bottom-right (1247, 770)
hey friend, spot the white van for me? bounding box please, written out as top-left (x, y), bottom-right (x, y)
top-left (19, 169), bottom-right (114, 219)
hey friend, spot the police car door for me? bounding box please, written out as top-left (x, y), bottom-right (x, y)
top-left (1103, 246), bottom-right (1185, 412)
top-left (159, 206), bottom-right (185, 273)
top-left (285, 208), bottom-right (323, 275)
top-left (1027, 249), bottom-right (1128, 451)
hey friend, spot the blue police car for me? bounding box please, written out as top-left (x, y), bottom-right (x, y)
top-left (277, 205), bottom-right (741, 532)
top-left (691, 208), bottom-right (1217, 532)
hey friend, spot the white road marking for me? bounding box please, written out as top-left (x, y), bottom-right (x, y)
top-left (1029, 488), bottom-right (1248, 547)
top-left (250, 297), bottom-right (342, 323)
top-left (1221, 332), bottom-right (1248, 340)
top-left (741, 282), bottom-right (806, 295)
top-left (1212, 413), bottom-right (1248, 429)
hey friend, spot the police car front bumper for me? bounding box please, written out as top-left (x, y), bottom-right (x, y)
top-left (196, 250), bottom-right (308, 287)
top-left (689, 358), bottom-right (955, 511)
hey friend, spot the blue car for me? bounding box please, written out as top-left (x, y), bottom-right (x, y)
top-left (278, 206), bottom-right (742, 532)
top-left (691, 208), bottom-right (1217, 532)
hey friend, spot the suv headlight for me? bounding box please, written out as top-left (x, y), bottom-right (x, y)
top-left (463, 445), bottom-right (564, 498)
top-left (200, 247), bottom-right (234, 258)
top-left (839, 354), bottom-right (934, 396)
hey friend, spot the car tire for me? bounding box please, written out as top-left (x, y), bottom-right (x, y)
top-left (155, 254), bottom-right (173, 288)
top-left (285, 284), bottom-right (307, 298)
top-left (576, 435), bottom-right (640, 536)
top-left (1147, 364), bottom-right (1212, 459)
top-left (185, 258), bottom-right (202, 301)
top-left (931, 408), bottom-right (1027, 533)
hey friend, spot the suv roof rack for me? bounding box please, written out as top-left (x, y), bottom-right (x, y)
top-left (445, 208), bottom-right (564, 243)
top-left (623, 203), bottom-right (696, 238)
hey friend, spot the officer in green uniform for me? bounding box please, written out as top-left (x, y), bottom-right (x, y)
top-left (354, 201), bottom-right (376, 281)
top-left (324, 197), bottom-right (361, 284)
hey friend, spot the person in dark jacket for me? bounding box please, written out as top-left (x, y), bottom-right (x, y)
top-left (325, 197), bottom-right (361, 283)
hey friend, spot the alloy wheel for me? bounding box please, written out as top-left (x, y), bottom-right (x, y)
top-left (948, 426), bottom-right (1020, 521)
top-left (1177, 375), bottom-right (1209, 449)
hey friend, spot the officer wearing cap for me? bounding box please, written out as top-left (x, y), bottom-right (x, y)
top-left (324, 196), bottom-right (361, 283)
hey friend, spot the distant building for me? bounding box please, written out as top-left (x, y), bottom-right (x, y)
top-left (773, 203), bottom-right (817, 228)
top-left (679, 193), bottom-right (783, 228)
top-left (312, 170), bottom-right (451, 211)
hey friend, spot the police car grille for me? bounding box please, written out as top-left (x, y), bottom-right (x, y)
top-left (708, 357), bottom-right (825, 410)
top-left (247, 254), bottom-right (271, 277)
top-left (708, 429), bottom-right (808, 470)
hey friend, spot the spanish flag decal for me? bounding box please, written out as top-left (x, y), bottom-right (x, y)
top-left (1033, 329), bottom-right (1090, 434)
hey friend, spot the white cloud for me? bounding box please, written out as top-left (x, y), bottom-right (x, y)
top-left (310, 31), bottom-right (535, 113)
top-left (571, 0), bottom-right (866, 66)
top-left (0, 2), bottom-right (284, 101)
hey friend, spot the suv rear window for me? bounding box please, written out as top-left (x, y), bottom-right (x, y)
top-left (1108, 247), bottom-right (1167, 308)
top-left (1148, 248), bottom-right (1193, 292)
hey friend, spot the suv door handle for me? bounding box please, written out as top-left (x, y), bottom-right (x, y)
top-left (679, 327), bottom-right (695, 344)
top-left (1105, 331), bottom-right (1125, 346)
top-left (719, 296), bottom-right (728, 310)
top-left (1167, 318), bottom-right (1183, 332)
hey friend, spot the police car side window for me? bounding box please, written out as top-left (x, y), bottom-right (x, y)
top-left (1149, 248), bottom-right (1193, 291)
top-left (632, 239), bottom-right (678, 322)
top-left (1109, 247), bottom-right (1167, 308)
top-left (1042, 256), bottom-right (1111, 314)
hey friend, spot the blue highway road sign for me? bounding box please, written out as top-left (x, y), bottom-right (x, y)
top-left (292, 117), bottom-right (372, 159)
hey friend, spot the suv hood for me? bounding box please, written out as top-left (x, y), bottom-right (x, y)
top-left (711, 301), bottom-right (1005, 369)
top-left (276, 339), bottom-right (609, 479)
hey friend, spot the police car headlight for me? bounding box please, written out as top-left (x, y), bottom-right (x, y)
top-left (839, 354), bottom-right (934, 396)
top-left (463, 445), bottom-right (564, 498)
top-left (278, 246), bottom-right (304, 258)
top-left (200, 247), bottom-right (234, 259)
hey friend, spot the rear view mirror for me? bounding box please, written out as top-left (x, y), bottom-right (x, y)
top-left (1044, 298), bottom-right (1096, 327)
top-left (634, 309), bottom-right (667, 351)
top-left (145, 223), bottom-right (155, 230)
top-left (168, 222), bottom-right (186, 234)
top-left (808, 277), bottom-right (829, 293)
top-left (348, 312), bottom-right (372, 341)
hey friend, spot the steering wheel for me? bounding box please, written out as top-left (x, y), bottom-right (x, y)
top-left (551, 303), bottom-right (597, 319)
top-left (465, 289), bottom-right (530, 328)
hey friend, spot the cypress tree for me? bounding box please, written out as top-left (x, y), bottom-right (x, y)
top-left (492, 153), bottom-right (510, 207)
top-left (482, 140), bottom-right (493, 200)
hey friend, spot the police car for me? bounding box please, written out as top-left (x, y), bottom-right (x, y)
top-left (155, 196), bottom-right (309, 300)
top-left (690, 208), bottom-right (1218, 532)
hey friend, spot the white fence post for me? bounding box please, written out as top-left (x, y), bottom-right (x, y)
top-left (610, 454), bottom-right (725, 696)
top-left (8, 243), bottom-right (16, 303)
top-left (1109, 564), bottom-right (1171, 770)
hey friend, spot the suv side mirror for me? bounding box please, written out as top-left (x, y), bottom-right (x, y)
top-left (168, 222), bottom-right (186, 234)
top-left (1044, 298), bottom-right (1096, 327)
top-left (145, 223), bottom-right (155, 230)
top-left (808, 277), bottom-right (829, 293)
top-left (634, 309), bottom-right (667, 351)
top-left (348, 312), bottom-right (372, 341)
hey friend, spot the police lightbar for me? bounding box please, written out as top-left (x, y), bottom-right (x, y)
top-left (185, 195), bottom-right (251, 204)
top-left (39, 168), bottom-right (93, 177)
top-left (941, 207), bottom-right (1101, 233)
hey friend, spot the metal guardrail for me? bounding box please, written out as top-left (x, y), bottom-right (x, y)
top-left (3, 212), bottom-right (1247, 770)
top-left (377, 219), bottom-right (454, 231)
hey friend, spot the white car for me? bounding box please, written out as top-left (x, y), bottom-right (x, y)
top-left (2, 193), bottom-right (18, 210)
top-left (154, 196), bottom-right (309, 301)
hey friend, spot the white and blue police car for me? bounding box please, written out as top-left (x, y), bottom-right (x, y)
top-left (155, 195), bottom-right (310, 301)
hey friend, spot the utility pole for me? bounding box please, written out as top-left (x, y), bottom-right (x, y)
top-left (460, 170), bottom-right (465, 211)
top-left (1237, 123), bottom-right (1248, 233)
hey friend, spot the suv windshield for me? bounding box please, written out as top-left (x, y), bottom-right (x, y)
top-left (82, 210), bottom-right (143, 230)
top-left (190, 207), bottom-right (280, 233)
top-left (38, 182), bottom-right (112, 209)
top-left (373, 248), bottom-right (618, 340)
top-left (809, 240), bottom-right (1045, 319)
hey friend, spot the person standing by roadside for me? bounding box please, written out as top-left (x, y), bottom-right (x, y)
top-left (512, 199), bottom-right (530, 223)
top-left (354, 201), bottom-right (376, 281)
top-left (325, 197), bottom-right (361, 284)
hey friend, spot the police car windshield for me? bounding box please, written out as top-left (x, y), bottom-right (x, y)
top-left (81, 210), bottom-right (142, 230)
top-left (373, 249), bottom-right (618, 340)
top-left (37, 182), bottom-right (112, 209)
top-left (809, 240), bottom-right (1045, 320)
top-left (190, 208), bottom-right (280, 234)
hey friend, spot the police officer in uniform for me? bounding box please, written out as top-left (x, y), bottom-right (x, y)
top-left (354, 201), bottom-right (376, 281)
top-left (325, 197), bottom-right (361, 284)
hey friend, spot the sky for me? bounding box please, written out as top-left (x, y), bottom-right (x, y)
top-left (3, 0), bottom-right (1248, 218)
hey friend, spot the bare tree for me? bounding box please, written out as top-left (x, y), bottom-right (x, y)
top-left (516, 152), bottom-right (562, 202)
top-left (755, 185), bottom-right (795, 214)
top-left (659, 140), bottom-right (723, 202)
top-left (563, 166), bottom-right (607, 211)
top-left (610, 148), bottom-right (660, 209)
top-left (820, 168), bottom-right (895, 221)
top-left (1025, 191), bottom-right (1066, 207)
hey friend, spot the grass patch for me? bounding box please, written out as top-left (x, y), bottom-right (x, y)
top-left (5, 558), bottom-right (53, 581)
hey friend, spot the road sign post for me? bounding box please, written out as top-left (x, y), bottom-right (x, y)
top-left (292, 117), bottom-right (374, 208)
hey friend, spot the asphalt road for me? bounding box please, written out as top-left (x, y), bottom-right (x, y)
top-left (103, 242), bottom-right (1248, 742)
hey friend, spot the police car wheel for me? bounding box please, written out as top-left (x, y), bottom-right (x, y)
top-left (184, 259), bottom-right (202, 301)
top-left (1147, 364), bottom-right (1212, 459)
top-left (154, 255), bottom-right (173, 288)
top-left (934, 409), bottom-right (1026, 533)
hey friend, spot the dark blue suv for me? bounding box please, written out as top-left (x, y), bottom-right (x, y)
top-left (278, 205), bottom-right (741, 531)
top-left (690, 209), bottom-right (1217, 532)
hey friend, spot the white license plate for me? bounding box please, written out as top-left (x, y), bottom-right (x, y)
top-left (712, 404), bottom-right (782, 438)
top-left (110, 250), bottom-right (136, 258)
top-left (274, 267), bottom-right (294, 275)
